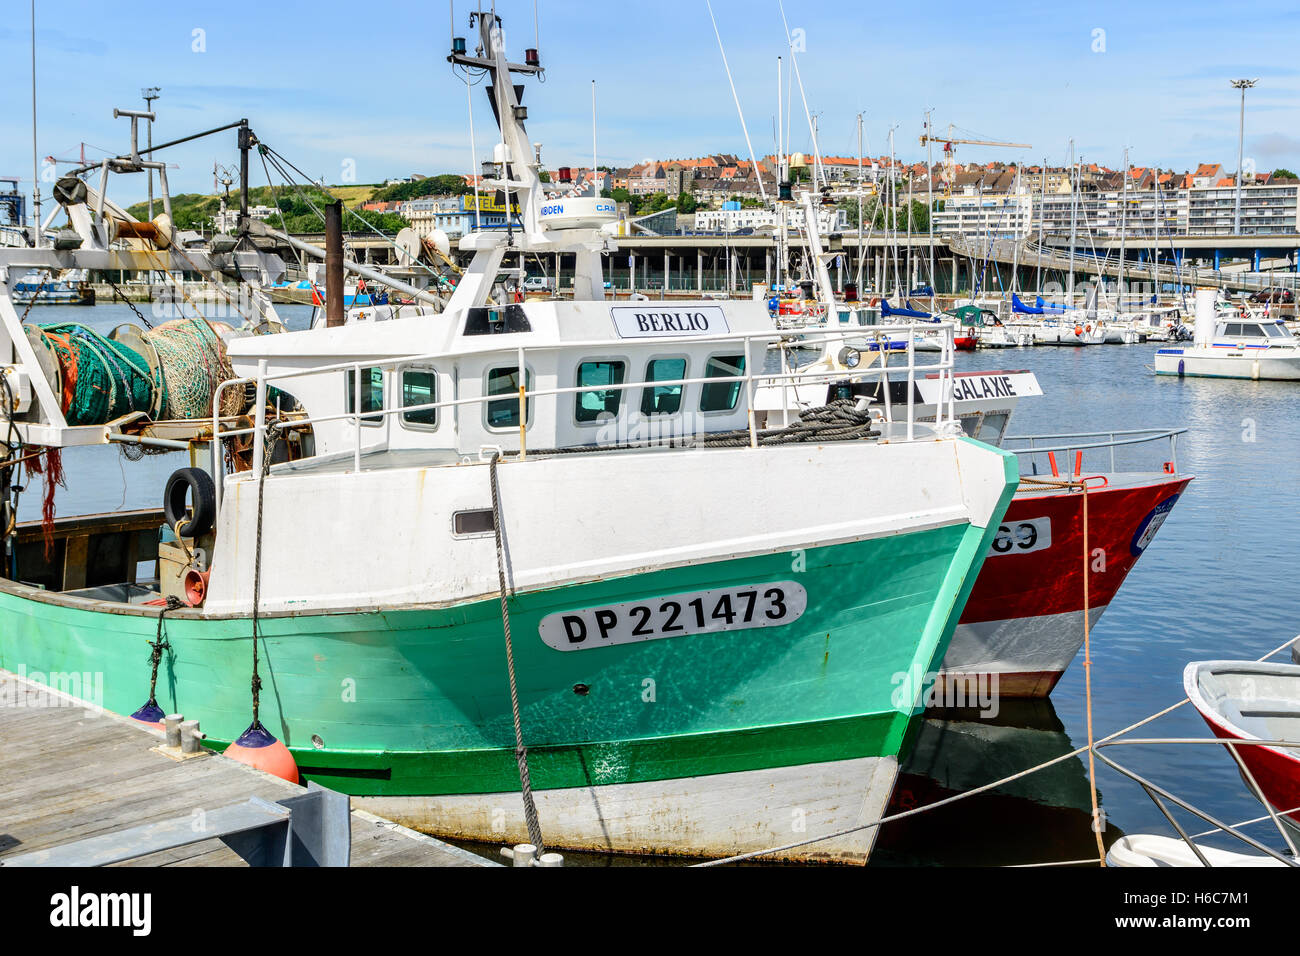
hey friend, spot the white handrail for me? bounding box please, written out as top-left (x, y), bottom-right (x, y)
top-left (209, 321), bottom-right (960, 518)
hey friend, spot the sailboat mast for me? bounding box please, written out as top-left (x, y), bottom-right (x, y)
top-left (857, 112), bottom-right (864, 289)
top-left (889, 127), bottom-right (901, 298)
top-left (1011, 164), bottom-right (1021, 294)
top-left (925, 109), bottom-right (935, 308)
top-left (1036, 155), bottom-right (1045, 295)
top-left (1067, 139), bottom-right (1077, 305)
top-left (777, 56), bottom-right (784, 292)
top-left (1118, 147), bottom-right (1128, 308)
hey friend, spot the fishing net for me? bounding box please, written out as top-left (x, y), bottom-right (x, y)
top-left (34, 324), bottom-right (156, 426)
top-left (145, 317), bottom-right (244, 420)
top-left (32, 317), bottom-right (244, 426)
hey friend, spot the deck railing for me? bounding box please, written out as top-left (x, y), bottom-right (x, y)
top-left (1004, 427), bottom-right (1187, 477)
top-left (209, 321), bottom-right (960, 517)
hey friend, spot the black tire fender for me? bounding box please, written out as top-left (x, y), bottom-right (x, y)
top-left (164, 468), bottom-right (217, 539)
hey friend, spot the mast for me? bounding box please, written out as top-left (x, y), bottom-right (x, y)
top-left (1067, 139), bottom-right (1077, 306)
top-left (906, 159), bottom-right (913, 293)
top-left (29, 0), bottom-right (40, 247)
top-left (1010, 164), bottom-right (1021, 294)
top-left (776, 56), bottom-right (785, 292)
top-left (1036, 155), bottom-right (1046, 295)
top-left (888, 127), bottom-right (901, 298)
top-left (1118, 147), bottom-right (1128, 309)
top-left (925, 108), bottom-right (935, 309)
top-left (857, 112), bottom-right (863, 289)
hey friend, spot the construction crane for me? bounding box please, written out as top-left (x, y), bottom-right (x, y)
top-left (919, 123), bottom-right (1031, 194)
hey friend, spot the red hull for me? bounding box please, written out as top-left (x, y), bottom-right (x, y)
top-left (940, 474), bottom-right (1191, 698)
top-left (1197, 711), bottom-right (1300, 830)
top-left (954, 337), bottom-right (978, 351)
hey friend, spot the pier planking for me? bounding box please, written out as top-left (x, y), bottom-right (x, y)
top-left (0, 669), bottom-right (495, 867)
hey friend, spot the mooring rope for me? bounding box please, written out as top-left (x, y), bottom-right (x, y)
top-left (1079, 475), bottom-right (1107, 866)
top-left (692, 635), bottom-right (1300, 866)
top-left (145, 595), bottom-right (184, 709)
top-left (489, 452), bottom-right (545, 853)
top-left (247, 422), bottom-right (276, 728)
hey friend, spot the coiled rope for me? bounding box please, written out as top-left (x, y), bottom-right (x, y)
top-left (529, 399), bottom-right (880, 457)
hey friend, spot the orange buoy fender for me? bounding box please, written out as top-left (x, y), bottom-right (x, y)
top-left (223, 722), bottom-right (300, 783)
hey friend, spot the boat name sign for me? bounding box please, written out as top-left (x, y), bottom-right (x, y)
top-left (988, 517), bottom-right (1051, 557)
top-left (610, 306), bottom-right (730, 339)
top-left (916, 372), bottom-right (1042, 406)
top-left (539, 582), bottom-right (807, 651)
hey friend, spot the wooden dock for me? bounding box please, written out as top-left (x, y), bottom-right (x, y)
top-left (0, 669), bottom-right (495, 867)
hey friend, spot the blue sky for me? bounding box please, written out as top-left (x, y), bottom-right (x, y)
top-left (3, 0), bottom-right (1299, 212)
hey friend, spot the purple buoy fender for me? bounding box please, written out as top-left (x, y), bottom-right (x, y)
top-left (129, 700), bottom-right (166, 729)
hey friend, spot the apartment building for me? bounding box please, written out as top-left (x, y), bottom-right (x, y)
top-left (934, 182), bottom-right (1300, 241)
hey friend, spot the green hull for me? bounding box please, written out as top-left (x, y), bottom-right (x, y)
top-left (0, 473), bottom-right (1013, 798)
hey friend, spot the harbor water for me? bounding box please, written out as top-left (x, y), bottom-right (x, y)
top-left (19, 303), bottom-right (1300, 866)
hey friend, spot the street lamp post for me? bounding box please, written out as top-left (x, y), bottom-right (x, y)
top-left (1231, 78), bottom-right (1257, 235)
top-left (142, 86), bottom-right (161, 219)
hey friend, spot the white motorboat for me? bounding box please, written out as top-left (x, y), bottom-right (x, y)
top-left (1155, 288), bottom-right (1300, 381)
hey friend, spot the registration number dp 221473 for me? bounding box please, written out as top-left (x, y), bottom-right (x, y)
top-left (538, 582), bottom-right (808, 652)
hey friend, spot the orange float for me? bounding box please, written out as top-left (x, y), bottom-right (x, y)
top-left (223, 722), bottom-right (300, 783)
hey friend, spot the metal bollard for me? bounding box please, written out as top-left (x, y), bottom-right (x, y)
top-left (537, 852), bottom-right (565, 867)
top-left (180, 720), bottom-right (204, 754)
top-left (511, 843), bottom-right (537, 867)
top-left (164, 714), bottom-right (184, 748)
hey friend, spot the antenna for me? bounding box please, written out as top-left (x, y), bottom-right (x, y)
top-left (592, 80), bottom-right (598, 184)
top-left (778, 0), bottom-right (824, 190)
top-left (705, 0), bottom-right (767, 203)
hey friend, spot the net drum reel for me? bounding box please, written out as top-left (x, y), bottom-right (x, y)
top-left (107, 323), bottom-right (166, 420)
top-left (21, 326), bottom-right (62, 417)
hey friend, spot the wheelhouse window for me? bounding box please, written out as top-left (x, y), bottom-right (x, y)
top-left (1223, 324), bottom-right (1242, 337)
top-left (700, 354), bottom-right (746, 413)
top-left (401, 367), bottom-right (438, 428)
top-left (640, 358), bottom-right (687, 416)
top-left (486, 366), bottom-right (532, 429)
top-left (976, 412), bottom-right (1010, 445)
top-left (575, 360), bottom-right (626, 424)
top-left (345, 368), bottom-right (384, 425)
top-left (1265, 323), bottom-right (1288, 339)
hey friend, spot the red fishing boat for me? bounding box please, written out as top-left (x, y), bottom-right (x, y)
top-left (941, 455), bottom-right (1190, 697)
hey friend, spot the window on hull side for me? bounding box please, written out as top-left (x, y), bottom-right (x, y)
top-left (401, 368), bottom-right (438, 428)
top-left (640, 358), bottom-right (687, 416)
top-left (700, 354), bottom-right (746, 413)
top-left (345, 368), bottom-right (384, 425)
top-left (486, 366), bottom-right (533, 430)
top-left (575, 361), bottom-right (627, 424)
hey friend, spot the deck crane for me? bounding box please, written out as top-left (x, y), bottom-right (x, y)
top-left (919, 123), bottom-right (1031, 194)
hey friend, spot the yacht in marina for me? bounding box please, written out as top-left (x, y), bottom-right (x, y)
top-left (1155, 288), bottom-right (1300, 381)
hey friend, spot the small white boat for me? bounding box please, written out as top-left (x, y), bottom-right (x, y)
top-left (1184, 659), bottom-right (1300, 839)
top-left (978, 325), bottom-right (1033, 348)
top-left (1106, 834), bottom-right (1289, 867)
